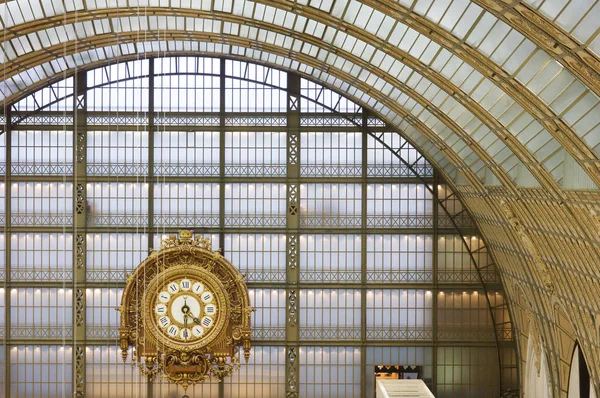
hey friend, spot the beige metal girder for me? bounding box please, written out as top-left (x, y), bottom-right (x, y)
top-left (1, 6), bottom-right (598, 193)
top-left (470, 0), bottom-right (600, 100)
top-left (2, 31), bottom-right (502, 192)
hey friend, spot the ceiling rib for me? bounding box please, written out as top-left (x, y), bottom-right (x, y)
top-left (343, 0), bottom-right (600, 192)
top-left (470, 0), bottom-right (600, 100)
top-left (2, 33), bottom-right (491, 194)
top-left (6, 28), bottom-right (518, 191)
top-left (3, 5), bottom-right (599, 193)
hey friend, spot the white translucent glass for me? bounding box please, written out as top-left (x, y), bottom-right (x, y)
top-left (86, 288), bottom-right (122, 339)
top-left (10, 233), bottom-right (72, 281)
top-left (12, 130), bottom-right (73, 164)
top-left (10, 182), bottom-right (72, 214)
top-left (88, 182), bottom-right (147, 213)
top-left (10, 288), bottom-right (72, 327)
top-left (366, 289), bottom-right (432, 329)
top-left (86, 346), bottom-right (146, 397)
top-left (225, 234), bottom-right (286, 282)
top-left (11, 345), bottom-right (72, 397)
top-left (300, 234), bottom-right (361, 282)
top-left (367, 183), bottom-right (433, 216)
top-left (154, 131), bottom-right (220, 171)
top-left (300, 183), bottom-right (362, 218)
top-left (155, 74), bottom-right (219, 112)
top-left (299, 346), bottom-right (361, 398)
top-left (300, 289), bottom-right (360, 328)
top-left (366, 234), bottom-right (433, 282)
top-left (224, 346), bottom-right (286, 397)
top-left (87, 131), bottom-right (148, 164)
top-left (86, 233), bottom-right (148, 281)
top-left (249, 289), bottom-right (286, 330)
top-left (154, 183), bottom-right (219, 215)
top-left (225, 132), bottom-right (286, 174)
top-left (224, 183), bottom-right (286, 216)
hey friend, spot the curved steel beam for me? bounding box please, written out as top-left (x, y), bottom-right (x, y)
top-left (343, 0), bottom-right (600, 187)
top-left (2, 6), bottom-right (598, 192)
top-left (4, 46), bottom-right (488, 195)
top-left (470, 0), bottom-right (600, 99)
top-left (1, 23), bottom-right (555, 193)
top-left (5, 32), bottom-right (501, 193)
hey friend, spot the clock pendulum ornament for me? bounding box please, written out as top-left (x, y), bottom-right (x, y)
top-left (118, 230), bottom-right (253, 394)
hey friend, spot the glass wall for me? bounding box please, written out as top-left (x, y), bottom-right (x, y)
top-left (0, 57), bottom-right (516, 398)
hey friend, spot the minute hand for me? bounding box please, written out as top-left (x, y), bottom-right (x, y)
top-left (191, 314), bottom-right (203, 325)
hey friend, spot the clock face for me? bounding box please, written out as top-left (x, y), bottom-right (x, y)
top-left (153, 278), bottom-right (219, 343)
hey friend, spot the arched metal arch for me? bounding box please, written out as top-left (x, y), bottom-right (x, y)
top-left (1, 4), bottom-right (599, 192)
top-left (5, 55), bottom-right (518, 394)
top-left (2, 44), bottom-right (493, 195)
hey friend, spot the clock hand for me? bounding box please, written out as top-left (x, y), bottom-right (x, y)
top-left (183, 314), bottom-right (189, 340)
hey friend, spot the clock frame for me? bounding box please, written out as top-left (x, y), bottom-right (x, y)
top-left (118, 230), bottom-right (252, 391)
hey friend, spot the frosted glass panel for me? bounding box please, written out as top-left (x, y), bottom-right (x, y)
top-left (437, 291), bottom-right (494, 341)
top-left (225, 234), bottom-right (286, 282)
top-left (10, 288), bottom-right (72, 339)
top-left (300, 289), bottom-right (361, 340)
top-left (367, 134), bottom-right (432, 177)
top-left (299, 347), bottom-right (361, 398)
top-left (86, 233), bottom-right (148, 281)
top-left (87, 131), bottom-right (148, 176)
top-left (224, 346), bottom-right (286, 397)
top-left (86, 347), bottom-right (146, 397)
top-left (153, 183), bottom-right (220, 227)
top-left (367, 183), bottom-right (433, 228)
top-left (86, 288), bottom-right (122, 340)
top-left (301, 132), bottom-right (362, 176)
top-left (366, 289), bottom-right (433, 340)
top-left (436, 347), bottom-right (499, 398)
top-left (300, 234), bottom-right (361, 283)
top-left (224, 183), bottom-right (286, 227)
top-left (249, 289), bottom-right (286, 341)
top-left (300, 184), bottom-right (362, 228)
top-left (11, 345), bottom-right (72, 397)
top-left (366, 234), bottom-right (433, 283)
top-left (154, 131), bottom-right (220, 176)
top-left (11, 130), bottom-right (73, 175)
top-left (10, 182), bottom-right (72, 226)
top-left (225, 132), bottom-right (286, 176)
top-left (87, 182), bottom-right (148, 227)
top-left (11, 233), bottom-right (72, 281)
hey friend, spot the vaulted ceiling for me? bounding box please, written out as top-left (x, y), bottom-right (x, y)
top-left (1, 0), bottom-right (600, 394)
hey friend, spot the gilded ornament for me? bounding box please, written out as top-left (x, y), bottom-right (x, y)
top-left (118, 230), bottom-right (252, 394)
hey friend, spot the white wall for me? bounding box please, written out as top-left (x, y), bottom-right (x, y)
top-left (524, 332), bottom-right (551, 398)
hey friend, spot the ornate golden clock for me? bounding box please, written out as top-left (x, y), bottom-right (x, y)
top-left (118, 230), bottom-right (252, 394)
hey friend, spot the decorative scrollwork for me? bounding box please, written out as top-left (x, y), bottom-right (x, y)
top-left (288, 132), bottom-right (299, 165)
top-left (287, 235), bottom-right (298, 271)
top-left (75, 289), bottom-right (84, 327)
top-left (74, 346), bottom-right (85, 397)
top-left (288, 184), bottom-right (299, 216)
top-left (76, 234), bottom-right (84, 269)
top-left (286, 346), bottom-right (299, 398)
top-left (287, 290), bottom-right (298, 327)
top-left (76, 131), bottom-right (86, 164)
top-left (120, 230), bottom-right (252, 394)
top-left (75, 184), bottom-right (85, 215)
